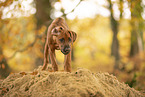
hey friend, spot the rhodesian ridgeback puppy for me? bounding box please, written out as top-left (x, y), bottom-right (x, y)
top-left (42, 17), bottom-right (77, 72)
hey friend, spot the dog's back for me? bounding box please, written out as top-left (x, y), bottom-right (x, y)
top-left (51, 17), bottom-right (68, 29)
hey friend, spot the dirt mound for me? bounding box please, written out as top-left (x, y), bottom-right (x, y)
top-left (0, 67), bottom-right (144, 97)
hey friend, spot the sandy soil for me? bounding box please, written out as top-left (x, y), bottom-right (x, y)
top-left (0, 66), bottom-right (144, 97)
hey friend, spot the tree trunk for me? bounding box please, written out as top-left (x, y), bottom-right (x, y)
top-left (0, 47), bottom-right (11, 78)
top-left (130, 21), bottom-right (144, 56)
top-left (130, 22), bottom-right (139, 56)
top-left (35, 0), bottom-right (52, 29)
top-left (139, 22), bottom-right (144, 50)
top-left (130, 0), bottom-right (144, 57)
top-left (108, 0), bottom-right (120, 69)
top-left (111, 17), bottom-right (119, 61)
top-left (34, 0), bottom-right (53, 66)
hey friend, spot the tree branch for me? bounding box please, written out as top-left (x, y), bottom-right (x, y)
top-left (7, 34), bottom-right (44, 59)
top-left (62, 0), bottom-right (83, 16)
top-left (0, 0), bottom-right (14, 7)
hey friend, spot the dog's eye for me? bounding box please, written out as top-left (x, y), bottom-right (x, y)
top-left (60, 27), bottom-right (63, 30)
top-left (68, 37), bottom-right (71, 42)
top-left (59, 38), bottom-right (64, 42)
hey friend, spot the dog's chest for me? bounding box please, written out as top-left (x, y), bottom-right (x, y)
top-left (52, 36), bottom-right (60, 50)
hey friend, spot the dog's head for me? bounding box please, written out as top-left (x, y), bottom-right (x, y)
top-left (51, 26), bottom-right (77, 55)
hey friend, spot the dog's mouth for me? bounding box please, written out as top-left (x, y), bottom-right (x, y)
top-left (61, 50), bottom-right (70, 55)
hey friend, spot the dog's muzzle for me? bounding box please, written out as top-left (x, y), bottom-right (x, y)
top-left (61, 46), bottom-right (70, 55)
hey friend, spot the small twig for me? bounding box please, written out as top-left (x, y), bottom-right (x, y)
top-left (68, 0), bottom-right (82, 14)
top-left (62, 0), bottom-right (83, 16)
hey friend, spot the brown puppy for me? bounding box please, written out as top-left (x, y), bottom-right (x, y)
top-left (42, 17), bottom-right (77, 72)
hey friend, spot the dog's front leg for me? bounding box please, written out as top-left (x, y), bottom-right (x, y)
top-left (49, 48), bottom-right (58, 71)
top-left (42, 41), bottom-right (49, 70)
top-left (64, 51), bottom-right (71, 72)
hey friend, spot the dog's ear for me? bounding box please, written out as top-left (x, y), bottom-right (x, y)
top-left (52, 26), bottom-right (64, 36)
top-left (72, 31), bottom-right (77, 42)
top-left (68, 31), bottom-right (77, 42)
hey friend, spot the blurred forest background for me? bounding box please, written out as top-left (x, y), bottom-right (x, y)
top-left (0, 0), bottom-right (145, 92)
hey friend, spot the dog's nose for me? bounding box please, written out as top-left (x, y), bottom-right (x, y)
top-left (61, 45), bottom-right (70, 55)
top-left (64, 46), bottom-right (70, 52)
top-left (64, 47), bottom-right (70, 52)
